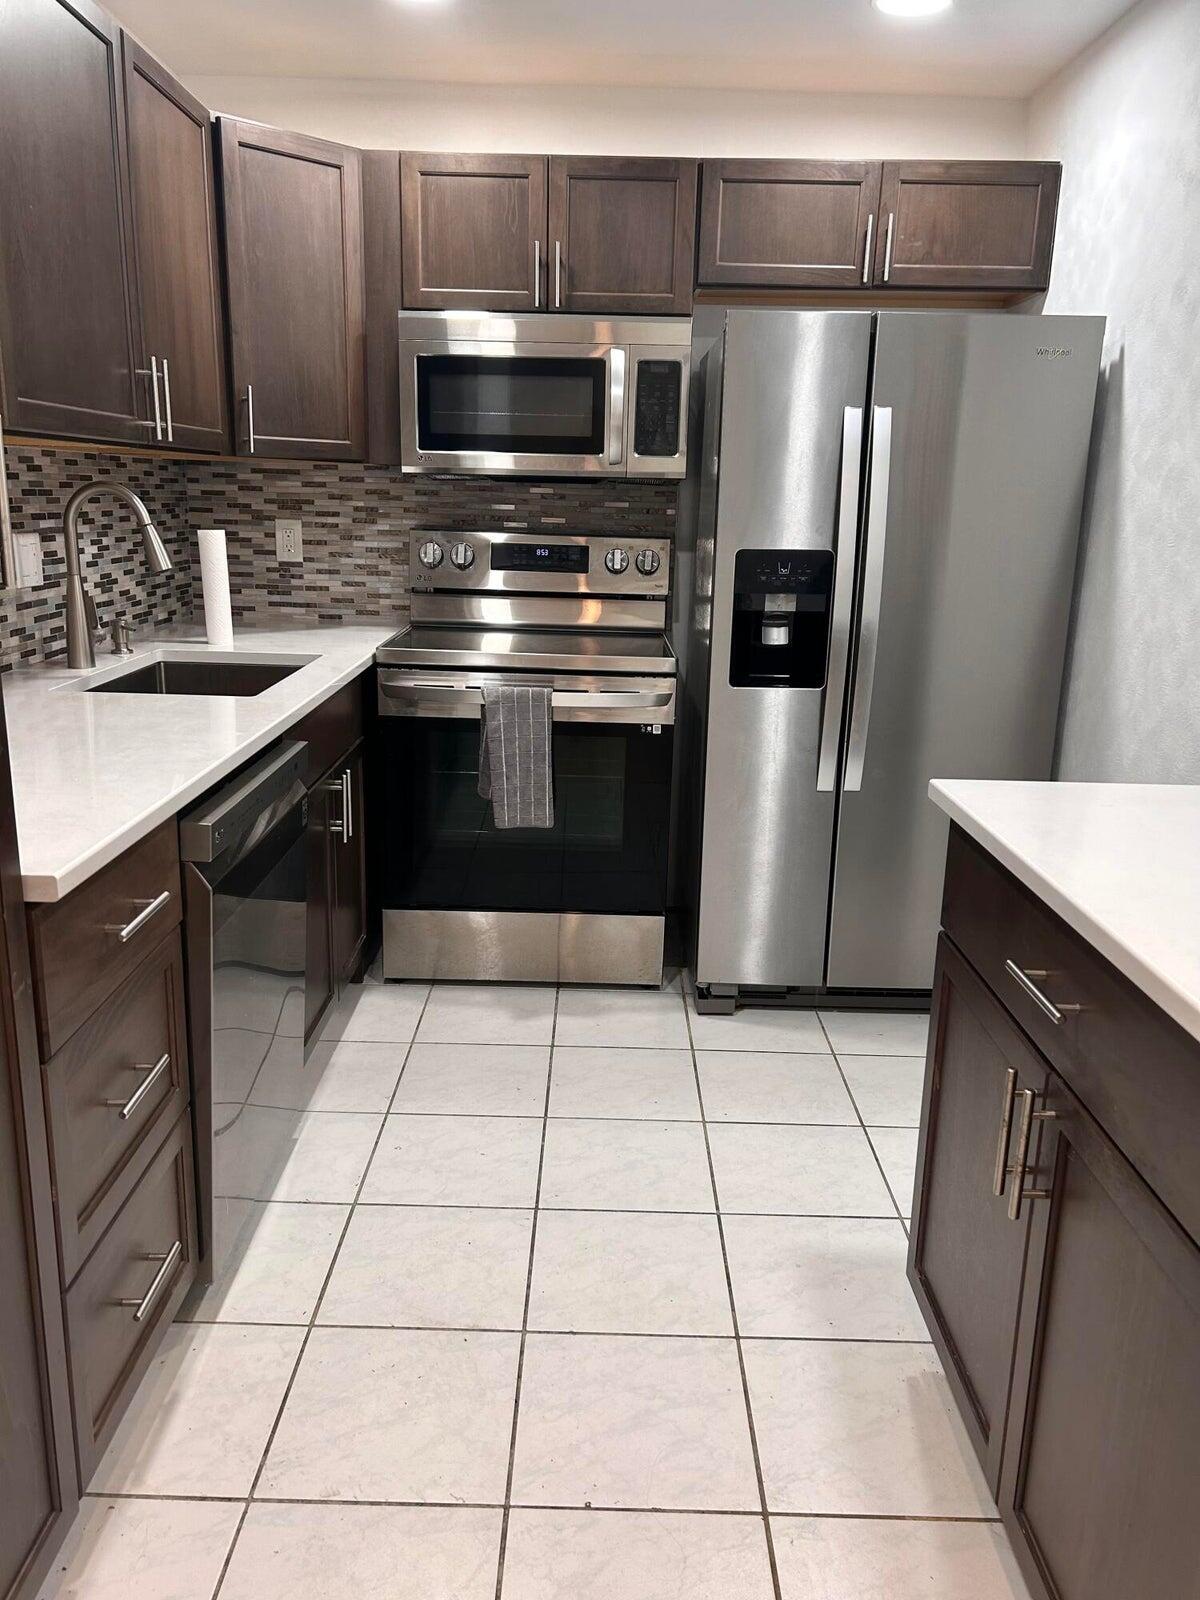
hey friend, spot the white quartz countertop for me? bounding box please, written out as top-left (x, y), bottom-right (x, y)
top-left (930, 779), bottom-right (1200, 1046)
top-left (5, 623), bottom-right (396, 901)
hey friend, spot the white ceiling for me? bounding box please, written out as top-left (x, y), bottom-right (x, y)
top-left (108, 0), bottom-right (1136, 99)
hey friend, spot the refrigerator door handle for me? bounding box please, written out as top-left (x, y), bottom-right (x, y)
top-left (843, 404), bottom-right (893, 793)
top-left (816, 405), bottom-right (864, 791)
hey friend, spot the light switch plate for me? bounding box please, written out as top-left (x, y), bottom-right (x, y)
top-left (275, 517), bottom-right (303, 563)
top-left (14, 529), bottom-right (44, 589)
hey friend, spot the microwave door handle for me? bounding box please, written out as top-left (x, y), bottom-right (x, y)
top-left (816, 405), bottom-right (864, 792)
top-left (607, 349), bottom-right (626, 467)
top-left (842, 404), bottom-right (893, 794)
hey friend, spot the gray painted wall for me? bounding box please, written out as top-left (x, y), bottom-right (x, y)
top-left (1029, 0), bottom-right (1200, 780)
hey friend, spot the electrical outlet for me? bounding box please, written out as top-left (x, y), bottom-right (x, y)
top-left (275, 517), bottom-right (303, 563)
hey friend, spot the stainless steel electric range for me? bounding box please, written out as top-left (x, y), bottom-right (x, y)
top-left (375, 529), bottom-right (676, 986)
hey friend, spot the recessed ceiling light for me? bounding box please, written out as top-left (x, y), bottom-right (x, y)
top-left (874, 0), bottom-right (954, 17)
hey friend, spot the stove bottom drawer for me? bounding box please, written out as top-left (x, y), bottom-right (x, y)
top-left (384, 909), bottom-right (664, 986)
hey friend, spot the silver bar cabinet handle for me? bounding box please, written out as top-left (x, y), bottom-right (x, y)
top-left (246, 385), bottom-right (256, 454)
top-left (1007, 1088), bottom-right (1056, 1222)
top-left (162, 358), bottom-right (174, 443)
top-left (325, 773), bottom-right (345, 838)
top-left (843, 404), bottom-right (893, 792)
top-left (136, 356), bottom-right (163, 440)
top-left (110, 889), bottom-right (171, 944)
top-left (533, 239), bottom-right (541, 308)
top-left (992, 1066), bottom-right (1018, 1197)
top-left (108, 1053), bottom-right (171, 1121)
top-left (118, 1240), bottom-right (182, 1322)
top-left (342, 768), bottom-right (353, 843)
top-left (607, 349), bottom-right (626, 466)
top-left (817, 405), bottom-right (864, 792)
top-left (1004, 960), bottom-right (1081, 1025)
top-left (554, 240), bottom-right (562, 309)
top-left (862, 213), bottom-right (875, 285)
top-left (883, 212), bottom-right (895, 282)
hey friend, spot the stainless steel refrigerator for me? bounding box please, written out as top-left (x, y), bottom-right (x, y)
top-left (674, 307), bottom-right (1104, 1005)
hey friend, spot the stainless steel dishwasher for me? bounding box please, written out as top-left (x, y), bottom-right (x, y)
top-left (180, 740), bottom-right (308, 1281)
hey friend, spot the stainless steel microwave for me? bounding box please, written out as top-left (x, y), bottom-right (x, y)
top-left (398, 310), bottom-right (690, 478)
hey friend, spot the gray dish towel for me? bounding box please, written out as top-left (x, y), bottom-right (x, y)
top-left (478, 683), bottom-right (555, 829)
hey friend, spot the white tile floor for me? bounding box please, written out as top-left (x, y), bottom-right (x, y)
top-left (38, 975), bottom-right (1035, 1600)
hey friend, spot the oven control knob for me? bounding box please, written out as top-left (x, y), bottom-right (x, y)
top-left (418, 540), bottom-right (444, 570)
top-left (604, 547), bottom-right (630, 575)
top-left (449, 541), bottom-right (476, 571)
top-left (635, 548), bottom-right (661, 576)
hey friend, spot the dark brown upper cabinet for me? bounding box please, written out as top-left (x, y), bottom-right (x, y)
top-left (697, 159), bottom-right (882, 290)
top-left (873, 161), bottom-right (1061, 291)
top-left (0, 0), bottom-right (147, 444)
top-left (400, 151), bottom-right (546, 312)
top-left (121, 39), bottom-right (228, 452)
top-left (220, 120), bottom-right (366, 460)
top-left (548, 156), bottom-right (696, 315)
top-left (399, 152), bottom-right (696, 314)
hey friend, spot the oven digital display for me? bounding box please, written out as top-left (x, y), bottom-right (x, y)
top-left (491, 544), bottom-right (589, 573)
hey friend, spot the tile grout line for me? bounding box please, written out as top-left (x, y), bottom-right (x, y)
top-left (682, 984), bottom-right (785, 1600)
top-left (492, 986), bottom-right (559, 1600)
top-left (816, 1013), bottom-right (912, 1232)
top-left (207, 983), bottom-right (435, 1600)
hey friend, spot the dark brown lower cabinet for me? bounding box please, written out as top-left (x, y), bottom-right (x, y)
top-left (0, 693), bottom-right (77, 1600)
top-left (1000, 1076), bottom-right (1200, 1600)
top-left (909, 938), bottom-right (1044, 1492)
top-left (305, 743), bottom-right (368, 1043)
top-left (912, 828), bottom-right (1200, 1600)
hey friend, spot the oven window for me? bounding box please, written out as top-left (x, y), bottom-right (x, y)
top-left (382, 717), bottom-right (672, 916)
top-left (415, 356), bottom-right (608, 456)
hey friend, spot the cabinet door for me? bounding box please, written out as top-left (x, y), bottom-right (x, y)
top-left (548, 156), bottom-right (696, 315)
top-left (0, 694), bottom-right (77, 1600)
top-left (121, 38), bottom-right (228, 452)
top-left (697, 160), bottom-right (881, 290)
top-left (400, 152), bottom-right (546, 311)
top-left (999, 1074), bottom-right (1200, 1600)
top-left (874, 161), bottom-right (1060, 291)
top-left (0, 0), bottom-right (147, 443)
top-left (304, 783), bottom-right (335, 1044)
top-left (220, 120), bottom-right (365, 460)
top-left (908, 936), bottom-right (1047, 1491)
top-left (330, 744), bottom-right (367, 991)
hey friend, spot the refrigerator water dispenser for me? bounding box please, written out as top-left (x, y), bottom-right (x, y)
top-left (729, 548), bottom-right (834, 688)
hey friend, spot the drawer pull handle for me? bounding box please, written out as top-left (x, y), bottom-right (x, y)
top-left (117, 1239), bottom-right (182, 1322)
top-left (1004, 960), bottom-right (1081, 1025)
top-left (111, 890), bottom-right (171, 943)
top-left (107, 1053), bottom-right (171, 1121)
top-left (1007, 1088), bottom-right (1057, 1223)
top-left (992, 1066), bottom-right (1018, 1197)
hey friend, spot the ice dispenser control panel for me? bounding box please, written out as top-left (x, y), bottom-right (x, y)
top-left (729, 548), bottom-right (835, 688)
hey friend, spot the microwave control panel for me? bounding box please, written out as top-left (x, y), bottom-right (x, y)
top-left (633, 360), bottom-right (682, 459)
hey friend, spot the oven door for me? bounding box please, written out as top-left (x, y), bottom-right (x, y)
top-left (378, 670), bottom-right (674, 919)
top-left (399, 339), bottom-right (626, 475)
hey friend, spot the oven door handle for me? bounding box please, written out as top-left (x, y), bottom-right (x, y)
top-left (378, 677), bottom-right (675, 723)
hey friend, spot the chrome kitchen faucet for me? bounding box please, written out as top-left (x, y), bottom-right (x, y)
top-left (61, 481), bottom-right (173, 669)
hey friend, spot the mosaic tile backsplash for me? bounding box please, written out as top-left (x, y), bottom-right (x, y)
top-left (1, 444), bottom-right (194, 667)
top-left (1, 444), bottom-right (679, 666)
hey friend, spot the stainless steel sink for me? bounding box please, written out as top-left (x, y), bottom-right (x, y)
top-left (85, 659), bottom-right (305, 697)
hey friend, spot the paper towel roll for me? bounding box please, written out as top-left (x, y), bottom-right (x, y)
top-left (198, 528), bottom-right (234, 648)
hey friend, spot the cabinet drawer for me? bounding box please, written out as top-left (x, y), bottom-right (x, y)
top-left (942, 826), bottom-right (1200, 1245)
top-left (27, 820), bottom-right (182, 1059)
top-left (45, 928), bottom-right (189, 1283)
top-left (290, 677), bottom-right (365, 786)
top-left (64, 1112), bottom-right (197, 1486)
